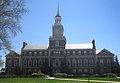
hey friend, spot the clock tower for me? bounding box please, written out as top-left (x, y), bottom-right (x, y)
top-left (49, 7), bottom-right (66, 49)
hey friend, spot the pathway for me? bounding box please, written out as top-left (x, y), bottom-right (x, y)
top-left (46, 77), bottom-right (120, 83)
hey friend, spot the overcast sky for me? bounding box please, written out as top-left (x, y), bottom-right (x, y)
top-left (1, 0), bottom-right (120, 61)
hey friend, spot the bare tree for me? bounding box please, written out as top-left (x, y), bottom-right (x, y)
top-left (0, 55), bottom-right (4, 68)
top-left (0, 0), bottom-right (27, 51)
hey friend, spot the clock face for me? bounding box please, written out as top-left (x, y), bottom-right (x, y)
top-left (55, 29), bottom-right (59, 34)
top-left (53, 27), bottom-right (63, 37)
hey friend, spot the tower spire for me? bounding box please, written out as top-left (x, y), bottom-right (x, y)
top-left (55, 4), bottom-right (61, 24)
top-left (57, 4), bottom-right (59, 16)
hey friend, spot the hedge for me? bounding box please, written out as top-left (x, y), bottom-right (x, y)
top-left (54, 73), bottom-right (67, 78)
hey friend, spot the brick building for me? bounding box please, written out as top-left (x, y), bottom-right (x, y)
top-left (5, 8), bottom-right (114, 75)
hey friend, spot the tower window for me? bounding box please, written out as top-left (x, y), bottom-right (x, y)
top-left (54, 51), bottom-right (60, 55)
top-left (55, 41), bottom-right (59, 47)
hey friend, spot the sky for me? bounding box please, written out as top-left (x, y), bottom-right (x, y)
top-left (1, 0), bottom-right (120, 62)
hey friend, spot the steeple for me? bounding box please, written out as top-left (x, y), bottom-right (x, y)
top-left (57, 4), bottom-right (59, 16)
top-left (55, 5), bottom-right (61, 24)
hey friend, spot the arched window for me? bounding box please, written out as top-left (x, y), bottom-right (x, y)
top-left (89, 59), bottom-right (94, 66)
top-left (33, 59), bottom-right (37, 67)
top-left (23, 59), bottom-right (27, 67)
top-left (53, 59), bottom-right (60, 67)
top-left (78, 59), bottom-right (82, 66)
top-left (83, 59), bottom-right (88, 66)
top-left (67, 59), bottom-right (71, 66)
top-left (72, 59), bottom-right (77, 67)
top-left (38, 59), bottom-right (42, 66)
top-left (28, 60), bottom-right (32, 66)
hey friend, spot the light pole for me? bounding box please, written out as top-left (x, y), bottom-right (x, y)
top-left (88, 63), bottom-right (90, 82)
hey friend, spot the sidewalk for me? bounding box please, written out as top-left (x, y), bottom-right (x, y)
top-left (46, 77), bottom-right (120, 83)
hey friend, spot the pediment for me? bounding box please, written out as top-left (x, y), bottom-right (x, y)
top-left (97, 49), bottom-right (114, 56)
top-left (6, 50), bottom-right (20, 57)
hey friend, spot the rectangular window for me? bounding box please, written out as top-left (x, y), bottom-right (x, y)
top-left (89, 51), bottom-right (93, 55)
top-left (84, 51), bottom-right (87, 55)
top-left (34, 52), bottom-right (37, 56)
top-left (54, 51), bottom-right (60, 55)
top-left (107, 59), bottom-right (110, 64)
top-left (29, 52), bottom-right (32, 56)
top-left (90, 69), bottom-right (94, 74)
top-left (45, 51), bottom-right (47, 56)
top-left (8, 60), bottom-right (12, 67)
top-left (100, 59), bottom-right (103, 63)
top-left (23, 52), bottom-right (27, 56)
top-left (84, 69), bottom-right (88, 73)
top-left (73, 69), bottom-right (76, 73)
top-left (39, 51), bottom-right (42, 55)
top-left (78, 69), bottom-right (82, 72)
top-left (67, 51), bottom-right (70, 55)
top-left (23, 60), bottom-right (27, 67)
top-left (78, 51), bottom-right (81, 55)
top-left (73, 51), bottom-right (76, 55)
top-left (14, 60), bottom-right (17, 66)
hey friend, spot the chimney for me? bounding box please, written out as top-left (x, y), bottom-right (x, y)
top-left (92, 40), bottom-right (96, 49)
top-left (22, 42), bottom-right (28, 49)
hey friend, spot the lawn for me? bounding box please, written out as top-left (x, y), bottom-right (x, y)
top-left (0, 78), bottom-right (102, 83)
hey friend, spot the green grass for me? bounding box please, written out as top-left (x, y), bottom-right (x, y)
top-left (1, 77), bottom-right (119, 83)
top-left (0, 78), bottom-right (101, 83)
top-left (74, 77), bottom-right (120, 82)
